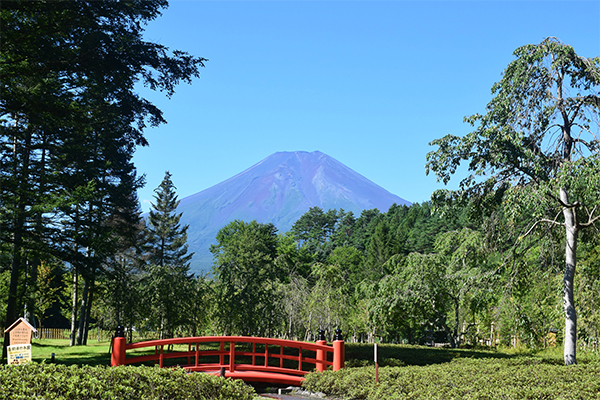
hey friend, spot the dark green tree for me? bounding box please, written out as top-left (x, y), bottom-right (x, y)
top-left (211, 220), bottom-right (280, 336)
top-left (145, 172), bottom-right (193, 338)
top-left (291, 207), bottom-right (339, 263)
top-left (1, 0), bottom-right (205, 356)
top-left (426, 38), bottom-right (600, 364)
top-left (147, 172), bottom-right (193, 269)
top-left (364, 219), bottom-right (400, 280)
top-left (94, 187), bottom-right (147, 342)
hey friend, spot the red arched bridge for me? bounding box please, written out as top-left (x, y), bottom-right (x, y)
top-left (111, 328), bottom-right (345, 386)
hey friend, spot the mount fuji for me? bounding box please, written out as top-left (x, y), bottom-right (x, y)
top-left (176, 151), bottom-right (411, 273)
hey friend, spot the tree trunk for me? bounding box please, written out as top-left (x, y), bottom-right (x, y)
top-left (3, 240), bottom-right (23, 359)
top-left (83, 278), bottom-right (94, 345)
top-left (70, 266), bottom-right (78, 346)
top-left (3, 132), bottom-right (30, 359)
top-left (561, 187), bottom-right (578, 365)
top-left (453, 298), bottom-right (460, 348)
top-left (76, 274), bottom-right (90, 345)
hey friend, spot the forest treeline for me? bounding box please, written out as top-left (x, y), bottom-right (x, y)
top-left (2, 175), bottom-right (600, 355)
top-left (2, 1), bottom-right (600, 367)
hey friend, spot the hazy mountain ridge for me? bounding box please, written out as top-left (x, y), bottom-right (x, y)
top-left (177, 151), bottom-right (411, 273)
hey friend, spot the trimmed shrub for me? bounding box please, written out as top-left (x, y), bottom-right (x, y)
top-left (303, 357), bottom-right (600, 400)
top-left (0, 363), bottom-right (255, 400)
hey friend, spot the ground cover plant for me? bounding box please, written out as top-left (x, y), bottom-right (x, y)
top-left (304, 344), bottom-right (600, 400)
top-left (4, 338), bottom-right (600, 399)
top-left (0, 363), bottom-right (255, 400)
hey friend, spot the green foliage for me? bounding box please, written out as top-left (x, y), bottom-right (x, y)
top-left (0, 364), bottom-right (254, 400)
top-left (426, 37), bottom-right (600, 364)
top-left (211, 220), bottom-right (280, 336)
top-left (144, 172), bottom-right (194, 338)
top-left (1, 0), bottom-right (205, 355)
top-left (147, 171), bottom-right (194, 268)
top-left (304, 356), bottom-right (600, 400)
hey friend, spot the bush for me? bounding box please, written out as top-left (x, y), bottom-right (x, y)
top-left (303, 357), bottom-right (600, 400)
top-left (0, 363), bottom-right (255, 400)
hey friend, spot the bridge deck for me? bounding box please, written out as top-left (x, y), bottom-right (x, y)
top-left (202, 370), bottom-right (305, 385)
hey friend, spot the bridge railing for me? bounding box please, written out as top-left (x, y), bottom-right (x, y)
top-left (111, 328), bottom-right (345, 378)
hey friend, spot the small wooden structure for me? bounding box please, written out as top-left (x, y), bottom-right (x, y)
top-left (4, 318), bottom-right (37, 365)
top-left (4, 318), bottom-right (36, 346)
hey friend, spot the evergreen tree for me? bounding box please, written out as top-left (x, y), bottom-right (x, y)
top-left (1, 0), bottom-right (205, 356)
top-left (145, 171), bottom-right (193, 338)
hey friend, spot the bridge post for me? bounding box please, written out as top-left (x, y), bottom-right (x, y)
top-left (111, 325), bottom-right (126, 367)
top-left (333, 328), bottom-right (345, 371)
top-left (316, 329), bottom-right (327, 372)
top-left (229, 341), bottom-right (236, 372)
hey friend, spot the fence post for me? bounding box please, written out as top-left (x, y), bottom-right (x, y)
top-left (333, 328), bottom-right (345, 371)
top-left (316, 329), bottom-right (327, 372)
top-left (111, 326), bottom-right (126, 367)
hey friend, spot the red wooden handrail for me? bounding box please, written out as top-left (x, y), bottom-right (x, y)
top-left (111, 334), bottom-right (344, 384)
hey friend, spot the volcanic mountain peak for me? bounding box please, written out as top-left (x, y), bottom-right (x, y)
top-left (177, 151), bottom-right (411, 273)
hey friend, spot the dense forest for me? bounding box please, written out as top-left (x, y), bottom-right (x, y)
top-left (2, 1), bottom-right (600, 367)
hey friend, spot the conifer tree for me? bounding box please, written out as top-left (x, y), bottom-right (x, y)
top-left (145, 171), bottom-right (193, 338)
top-left (1, 0), bottom-right (205, 356)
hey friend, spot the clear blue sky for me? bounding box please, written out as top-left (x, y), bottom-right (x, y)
top-left (134, 0), bottom-right (600, 213)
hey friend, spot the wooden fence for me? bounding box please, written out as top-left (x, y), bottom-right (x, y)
top-left (33, 328), bottom-right (113, 341)
top-left (28, 328), bottom-right (160, 342)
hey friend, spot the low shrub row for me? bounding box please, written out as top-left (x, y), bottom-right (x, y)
top-left (303, 356), bottom-right (600, 400)
top-left (0, 363), bottom-right (255, 400)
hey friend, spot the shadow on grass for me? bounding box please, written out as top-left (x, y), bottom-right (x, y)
top-left (345, 343), bottom-right (518, 367)
top-left (29, 340), bottom-right (112, 367)
top-left (3, 339), bottom-right (571, 369)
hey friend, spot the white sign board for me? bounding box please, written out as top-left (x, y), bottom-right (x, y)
top-left (7, 344), bottom-right (32, 365)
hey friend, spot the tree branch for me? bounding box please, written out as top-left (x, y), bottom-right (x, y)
top-left (521, 213), bottom-right (564, 238)
top-left (546, 191), bottom-right (581, 209)
top-left (580, 205), bottom-right (600, 228)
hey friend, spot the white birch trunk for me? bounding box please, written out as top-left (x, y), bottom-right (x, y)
top-left (560, 187), bottom-right (578, 365)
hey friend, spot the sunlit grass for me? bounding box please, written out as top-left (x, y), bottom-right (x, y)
top-left (1, 338), bottom-right (112, 366)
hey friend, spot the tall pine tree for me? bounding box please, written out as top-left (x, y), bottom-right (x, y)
top-left (145, 171), bottom-right (193, 338)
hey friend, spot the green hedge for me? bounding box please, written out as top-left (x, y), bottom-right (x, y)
top-left (0, 363), bottom-right (255, 400)
top-left (303, 357), bottom-right (600, 400)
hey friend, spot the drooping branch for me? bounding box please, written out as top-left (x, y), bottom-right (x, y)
top-left (521, 212), bottom-right (565, 239)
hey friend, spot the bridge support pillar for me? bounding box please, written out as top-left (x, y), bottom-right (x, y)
top-left (316, 329), bottom-right (327, 372)
top-left (111, 326), bottom-right (126, 367)
top-left (333, 329), bottom-right (345, 371)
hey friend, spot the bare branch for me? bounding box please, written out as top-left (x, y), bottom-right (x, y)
top-left (580, 214), bottom-right (600, 228)
top-left (580, 205), bottom-right (600, 228)
top-left (572, 137), bottom-right (592, 149)
top-left (521, 212), bottom-right (564, 238)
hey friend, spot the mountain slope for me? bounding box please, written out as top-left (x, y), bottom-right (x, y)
top-left (177, 151), bottom-right (411, 273)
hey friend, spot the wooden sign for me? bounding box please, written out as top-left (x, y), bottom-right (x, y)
top-left (4, 318), bottom-right (37, 346)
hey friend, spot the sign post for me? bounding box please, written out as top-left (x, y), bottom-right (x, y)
top-left (4, 318), bottom-right (37, 365)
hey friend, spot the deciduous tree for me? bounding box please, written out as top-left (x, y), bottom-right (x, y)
top-left (426, 37), bottom-right (600, 364)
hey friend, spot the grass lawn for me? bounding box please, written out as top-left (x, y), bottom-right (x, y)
top-left (2, 336), bottom-right (598, 368)
top-left (0, 338), bottom-right (113, 366)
